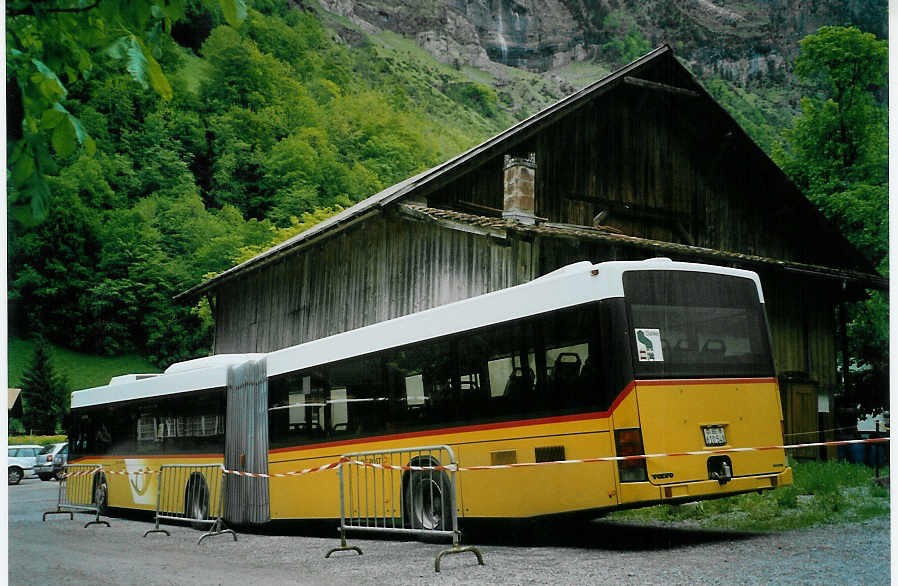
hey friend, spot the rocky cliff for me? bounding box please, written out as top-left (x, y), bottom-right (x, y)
top-left (318, 0), bottom-right (886, 86)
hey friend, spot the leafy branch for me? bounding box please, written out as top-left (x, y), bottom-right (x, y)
top-left (7, 0), bottom-right (247, 223)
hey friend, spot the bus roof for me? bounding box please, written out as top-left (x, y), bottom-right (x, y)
top-left (70, 258), bottom-right (763, 409)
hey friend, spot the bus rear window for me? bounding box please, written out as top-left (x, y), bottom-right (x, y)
top-left (623, 270), bottom-right (774, 379)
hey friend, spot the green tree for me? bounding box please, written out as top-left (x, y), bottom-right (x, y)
top-left (20, 337), bottom-right (69, 434)
top-left (6, 0), bottom-right (246, 222)
top-left (775, 26), bottom-right (888, 414)
top-left (779, 27), bottom-right (888, 202)
top-left (600, 9), bottom-right (650, 65)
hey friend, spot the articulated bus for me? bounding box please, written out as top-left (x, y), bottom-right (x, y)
top-left (68, 258), bottom-right (791, 528)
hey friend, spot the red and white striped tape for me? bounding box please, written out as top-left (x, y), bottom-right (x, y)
top-left (343, 437), bottom-right (890, 473)
top-left (58, 468), bottom-right (102, 479)
top-left (64, 437), bottom-right (888, 479)
top-left (221, 458), bottom-right (347, 478)
top-left (105, 468), bottom-right (156, 476)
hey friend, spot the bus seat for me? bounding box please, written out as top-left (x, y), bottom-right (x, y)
top-left (553, 353), bottom-right (582, 387)
top-left (577, 355), bottom-right (604, 405)
top-left (504, 367), bottom-right (534, 397)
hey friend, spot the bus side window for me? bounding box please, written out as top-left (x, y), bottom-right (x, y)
top-left (73, 414), bottom-right (91, 454)
top-left (268, 372), bottom-right (307, 448)
top-left (93, 406), bottom-right (124, 455)
top-left (538, 303), bottom-right (618, 412)
top-left (330, 355), bottom-right (387, 438)
top-left (329, 388), bottom-right (349, 434)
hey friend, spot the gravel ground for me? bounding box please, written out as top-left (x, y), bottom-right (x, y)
top-left (9, 480), bottom-right (890, 585)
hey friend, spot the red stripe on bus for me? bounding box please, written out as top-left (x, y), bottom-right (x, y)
top-left (270, 382), bottom-right (638, 454)
top-left (635, 377), bottom-right (777, 386)
top-left (69, 453), bottom-right (223, 464)
top-left (268, 377), bottom-right (776, 455)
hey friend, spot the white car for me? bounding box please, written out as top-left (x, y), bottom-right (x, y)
top-left (8, 445), bottom-right (41, 485)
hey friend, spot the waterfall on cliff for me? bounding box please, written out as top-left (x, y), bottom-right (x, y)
top-left (496, 6), bottom-right (508, 63)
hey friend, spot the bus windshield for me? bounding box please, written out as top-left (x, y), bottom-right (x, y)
top-left (624, 270), bottom-right (774, 379)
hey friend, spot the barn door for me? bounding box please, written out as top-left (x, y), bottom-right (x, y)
top-left (781, 379), bottom-right (818, 460)
top-left (225, 359), bottom-right (270, 525)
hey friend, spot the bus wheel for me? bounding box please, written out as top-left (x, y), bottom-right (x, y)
top-left (185, 475), bottom-right (209, 530)
top-left (93, 473), bottom-right (108, 515)
top-left (404, 465), bottom-right (452, 532)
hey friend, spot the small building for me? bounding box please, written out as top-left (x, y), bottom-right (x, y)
top-left (8, 388), bottom-right (23, 419)
top-left (179, 46), bottom-right (885, 452)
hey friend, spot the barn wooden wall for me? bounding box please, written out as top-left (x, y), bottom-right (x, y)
top-left (425, 68), bottom-right (850, 272)
top-left (762, 273), bottom-right (840, 391)
top-left (213, 214), bottom-right (539, 354)
top-left (216, 218), bottom-right (841, 403)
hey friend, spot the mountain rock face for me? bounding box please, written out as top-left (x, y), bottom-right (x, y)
top-left (320, 0), bottom-right (589, 71)
top-left (318, 0), bottom-right (886, 85)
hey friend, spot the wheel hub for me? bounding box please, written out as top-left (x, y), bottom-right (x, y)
top-left (413, 479), bottom-right (443, 530)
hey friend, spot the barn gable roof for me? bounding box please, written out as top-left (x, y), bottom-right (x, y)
top-left (178, 45), bottom-right (882, 300)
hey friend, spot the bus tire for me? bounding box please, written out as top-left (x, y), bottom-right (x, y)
top-left (185, 474), bottom-right (209, 530)
top-left (403, 459), bottom-right (452, 533)
top-left (93, 472), bottom-right (108, 515)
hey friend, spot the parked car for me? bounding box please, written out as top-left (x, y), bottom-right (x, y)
top-left (34, 442), bottom-right (67, 481)
top-left (8, 445), bottom-right (41, 485)
top-left (52, 444), bottom-right (68, 479)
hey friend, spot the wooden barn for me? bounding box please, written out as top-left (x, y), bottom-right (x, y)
top-left (179, 46), bottom-right (886, 453)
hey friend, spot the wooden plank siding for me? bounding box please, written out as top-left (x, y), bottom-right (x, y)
top-left (213, 214), bottom-right (538, 354)
top-left (764, 273), bottom-right (840, 392)
top-left (214, 214), bottom-right (841, 403)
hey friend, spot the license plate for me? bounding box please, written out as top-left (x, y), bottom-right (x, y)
top-left (702, 425), bottom-right (727, 447)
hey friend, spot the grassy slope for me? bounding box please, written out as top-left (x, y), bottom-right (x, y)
top-left (365, 30), bottom-right (508, 150)
top-left (8, 337), bottom-right (161, 393)
top-left (608, 459), bottom-right (890, 530)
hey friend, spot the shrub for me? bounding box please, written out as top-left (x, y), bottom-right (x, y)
top-left (8, 435), bottom-right (67, 446)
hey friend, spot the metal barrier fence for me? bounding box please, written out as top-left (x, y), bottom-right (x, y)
top-left (42, 464), bottom-right (110, 528)
top-left (143, 464), bottom-right (237, 545)
top-left (326, 445), bottom-right (483, 572)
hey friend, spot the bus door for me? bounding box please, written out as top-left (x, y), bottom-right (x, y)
top-left (225, 359), bottom-right (271, 525)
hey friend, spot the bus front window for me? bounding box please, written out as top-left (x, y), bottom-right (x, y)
top-left (624, 270), bottom-right (775, 379)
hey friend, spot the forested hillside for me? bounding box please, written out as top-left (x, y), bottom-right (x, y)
top-left (7, 0), bottom-right (888, 410)
top-left (9, 2), bottom-right (518, 369)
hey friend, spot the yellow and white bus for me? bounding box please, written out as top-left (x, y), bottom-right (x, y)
top-left (69, 258), bottom-right (791, 527)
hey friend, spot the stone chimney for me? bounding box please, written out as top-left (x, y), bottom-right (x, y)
top-left (502, 153), bottom-right (537, 225)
